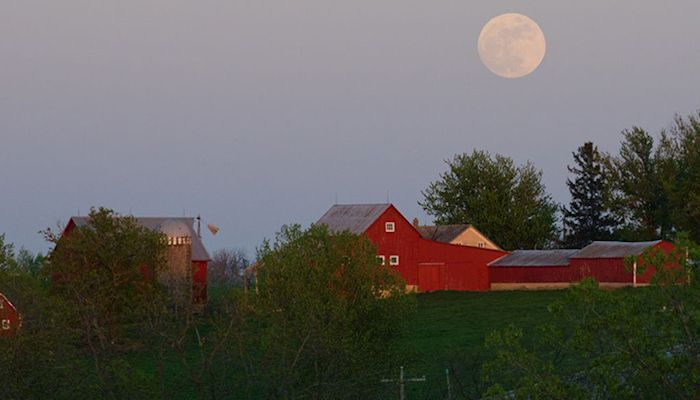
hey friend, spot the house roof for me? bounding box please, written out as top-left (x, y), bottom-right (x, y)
top-left (417, 225), bottom-right (471, 243)
top-left (315, 204), bottom-right (391, 235)
top-left (489, 249), bottom-right (580, 267)
top-left (571, 240), bottom-right (663, 259)
top-left (69, 216), bottom-right (211, 261)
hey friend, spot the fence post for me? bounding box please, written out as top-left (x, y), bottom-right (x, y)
top-left (445, 368), bottom-right (452, 400)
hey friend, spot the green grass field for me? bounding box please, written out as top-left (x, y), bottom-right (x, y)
top-left (398, 290), bottom-right (567, 398)
top-left (134, 289), bottom-right (568, 399)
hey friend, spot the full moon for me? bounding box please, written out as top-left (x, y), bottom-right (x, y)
top-left (477, 13), bottom-right (546, 79)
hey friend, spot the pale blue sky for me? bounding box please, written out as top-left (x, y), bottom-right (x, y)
top-left (2, 1), bottom-right (699, 256)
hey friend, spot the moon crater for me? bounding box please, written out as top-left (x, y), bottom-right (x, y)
top-left (478, 13), bottom-right (546, 79)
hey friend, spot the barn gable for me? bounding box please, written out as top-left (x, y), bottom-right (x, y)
top-left (316, 204), bottom-right (392, 235)
top-left (418, 224), bottom-right (502, 250)
top-left (315, 203), bottom-right (507, 292)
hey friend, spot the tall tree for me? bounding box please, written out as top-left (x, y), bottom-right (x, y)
top-left (607, 128), bottom-right (669, 240)
top-left (208, 248), bottom-right (249, 287)
top-left (563, 142), bottom-right (617, 248)
top-left (44, 208), bottom-right (169, 399)
top-left (661, 112), bottom-right (700, 242)
top-left (420, 150), bottom-right (559, 250)
top-left (245, 224), bottom-right (413, 398)
top-left (0, 233), bottom-right (15, 269)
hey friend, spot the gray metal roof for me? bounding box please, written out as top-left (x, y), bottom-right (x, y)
top-left (571, 240), bottom-right (663, 259)
top-left (315, 204), bottom-right (391, 235)
top-left (70, 216), bottom-right (211, 261)
top-left (489, 249), bottom-right (580, 267)
top-left (417, 225), bottom-right (471, 243)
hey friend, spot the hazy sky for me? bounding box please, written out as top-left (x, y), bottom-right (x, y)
top-left (2, 1), bottom-right (699, 256)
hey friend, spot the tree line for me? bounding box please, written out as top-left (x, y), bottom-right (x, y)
top-left (0, 209), bottom-right (413, 399)
top-left (421, 111), bottom-right (700, 250)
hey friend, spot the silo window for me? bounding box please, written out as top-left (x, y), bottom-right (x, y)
top-left (385, 222), bottom-right (395, 232)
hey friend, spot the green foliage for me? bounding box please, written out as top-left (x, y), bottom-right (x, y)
top-left (243, 224), bottom-right (415, 399)
top-left (42, 207), bottom-right (170, 399)
top-left (0, 233), bottom-right (16, 269)
top-left (420, 150), bottom-right (559, 250)
top-left (600, 110), bottom-right (700, 243)
top-left (607, 127), bottom-right (672, 240)
top-left (658, 112), bottom-right (700, 242)
top-left (14, 247), bottom-right (46, 276)
top-left (0, 263), bottom-right (95, 399)
top-left (563, 142), bottom-right (618, 248)
top-left (484, 236), bottom-right (700, 399)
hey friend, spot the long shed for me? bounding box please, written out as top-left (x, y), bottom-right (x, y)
top-left (489, 240), bottom-right (675, 290)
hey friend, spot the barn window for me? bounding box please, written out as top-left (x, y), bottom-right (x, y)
top-left (389, 255), bottom-right (399, 266)
top-left (478, 242), bottom-right (485, 248)
top-left (0, 299), bottom-right (4, 309)
top-left (1, 319), bottom-right (9, 330)
top-left (385, 222), bottom-right (395, 232)
top-left (377, 255), bottom-right (385, 265)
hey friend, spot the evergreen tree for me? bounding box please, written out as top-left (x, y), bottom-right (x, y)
top-left (563, 142), bottom-right (617, 248)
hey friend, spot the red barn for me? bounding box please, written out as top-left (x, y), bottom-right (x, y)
top-left (63, 216), bottom-right (211, 304)
top-left (489, 240), bottom-right (675, 290)
top-left (316, 204), bottom-right (506, 292)
top-left (0, 292), bottom-right (21, 338)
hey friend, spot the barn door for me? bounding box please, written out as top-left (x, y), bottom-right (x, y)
top-left (418, 263), bottom-right (446, 292)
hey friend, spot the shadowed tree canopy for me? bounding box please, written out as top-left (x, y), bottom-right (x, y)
top-left (420, 150), bottom-right (559, 250)
top-left (44, 208), bottom-right (169, 398)
top-left (607, 128), bottom-right (670, 240)
top-left (658, 112), bottom-right (700, 242)
top-left (248, 224), bottom-right (414, 398)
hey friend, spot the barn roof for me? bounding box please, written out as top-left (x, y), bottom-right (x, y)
top-left (315, 204), bottom-right (391, 235)
top-left (489, 249), bottom-right (580, 267)
top-left (417, 225), bottom-right (470, 243)
top-left (571, 240), bottom-right (663, 259)
top-left (69, 216), bottom-right (211, 261)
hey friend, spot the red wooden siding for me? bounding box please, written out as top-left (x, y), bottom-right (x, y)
top-left (363, 205), bottom-right (506, 292)
top-left (490, 241), bottom-right (676, 285)
top-left (193, 261), bottom-right (208, 303)
top-left (0, 293), bottom-right (21, 337)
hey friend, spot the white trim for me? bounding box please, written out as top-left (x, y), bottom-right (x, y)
top-left (385, 222), bottom-right (395, 233)
top-left (389, 255), bottom-right (399, 266)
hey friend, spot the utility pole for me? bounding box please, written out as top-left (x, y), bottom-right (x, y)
top-left (381, 366), bottom-right (426, 400)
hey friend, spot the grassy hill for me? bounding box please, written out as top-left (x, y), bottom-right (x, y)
top-left (398, 290), bottom-right (567, 398)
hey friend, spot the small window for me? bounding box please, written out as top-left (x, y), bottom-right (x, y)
top-left (389, 255), bottom-right (399, 266)
top-left (0, 299), bottom-right (4, 309)
top-left (377, 255), bottom-right (385, 265)
top-left (2, 319), bottom-right (9, 330)
top-left (385, 222), bottom-right (395, 232)
top-left (478, 242), bottom-right (485, 248)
